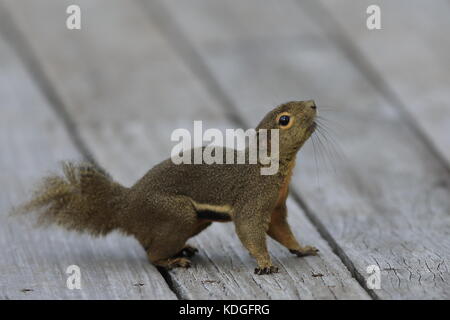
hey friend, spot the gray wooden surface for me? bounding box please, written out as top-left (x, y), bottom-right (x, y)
top-left (0, 20), bottom-right (175, 299)
top-left (0, 0), bottom-right (449, 299)
top-left (318, 0), bottom-right (450, 167)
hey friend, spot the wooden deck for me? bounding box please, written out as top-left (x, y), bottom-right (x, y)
top-left (0, 0), bottom-right (449, 299)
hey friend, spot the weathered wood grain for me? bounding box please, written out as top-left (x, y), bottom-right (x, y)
top-left (2, 0), bottom-right (369, 299)
top-left (316, 0), bottom-right (450, 168)
top-left (156, 0), bottom-right (450, 299)
top-left (0, 28), bottom-right (175, 299)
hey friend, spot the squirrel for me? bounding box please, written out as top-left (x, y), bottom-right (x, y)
top-left (16, 100), bottom-right (319, 275)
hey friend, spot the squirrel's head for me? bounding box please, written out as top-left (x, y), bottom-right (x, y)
top-left (256, 100), bottom-right (317, 161)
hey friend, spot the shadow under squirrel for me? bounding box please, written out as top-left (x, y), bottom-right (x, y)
top-left (17, 100), bottom-right (319, 275)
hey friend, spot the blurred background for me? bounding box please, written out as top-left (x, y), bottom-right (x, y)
top-left (0, 0), bottom-right (449, 300)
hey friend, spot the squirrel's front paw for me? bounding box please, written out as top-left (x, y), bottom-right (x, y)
top-left (290, 246), bottom-right (319, 257)
top-left (254, 265), bottom-right (279, 275)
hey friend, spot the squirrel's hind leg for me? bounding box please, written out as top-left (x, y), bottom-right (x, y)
top-left (152, 256), bottom-right (192, 269)
top-left (140, 194), bottom-right (201, 269)
top-left (146, 243), bottom-right (199, 269)
top-left (146, 243), bottom-right (194, 269)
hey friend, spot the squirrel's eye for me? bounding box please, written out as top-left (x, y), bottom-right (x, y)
top-left (279, 115), bottom-right (290, 127)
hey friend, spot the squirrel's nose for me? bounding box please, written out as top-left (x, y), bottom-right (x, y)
top-left (306, 100), bottom-right (317, 110)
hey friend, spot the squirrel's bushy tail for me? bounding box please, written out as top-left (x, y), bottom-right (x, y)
top-left (16, 162), bottom-right (128, 236)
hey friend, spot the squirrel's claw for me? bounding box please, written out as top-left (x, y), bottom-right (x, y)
top-left (167, 257), bottom-right (192, 269)
top-left (254, 265), bottom-right (279, 275)
top-left (289, 246), bottom-right (319, 257)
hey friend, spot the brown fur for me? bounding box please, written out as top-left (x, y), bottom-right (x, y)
top-left (16, 100), bottom-right (319, 274)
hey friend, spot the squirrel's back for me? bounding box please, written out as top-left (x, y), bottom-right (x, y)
top-left (132, 147), bottom-right (273, 206)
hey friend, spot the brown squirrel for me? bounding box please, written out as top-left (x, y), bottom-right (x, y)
top-left (17, 100), bottom-right (319, 275)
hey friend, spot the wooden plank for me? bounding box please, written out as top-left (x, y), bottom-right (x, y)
top-left (0, 31), bottom-right (175, 299)
top-left (2, 0), bottom-right (369, 299)
top-left (156, 0), bottom-right (450, 299)
top-left (316, 0), bottom-right (450, 167)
